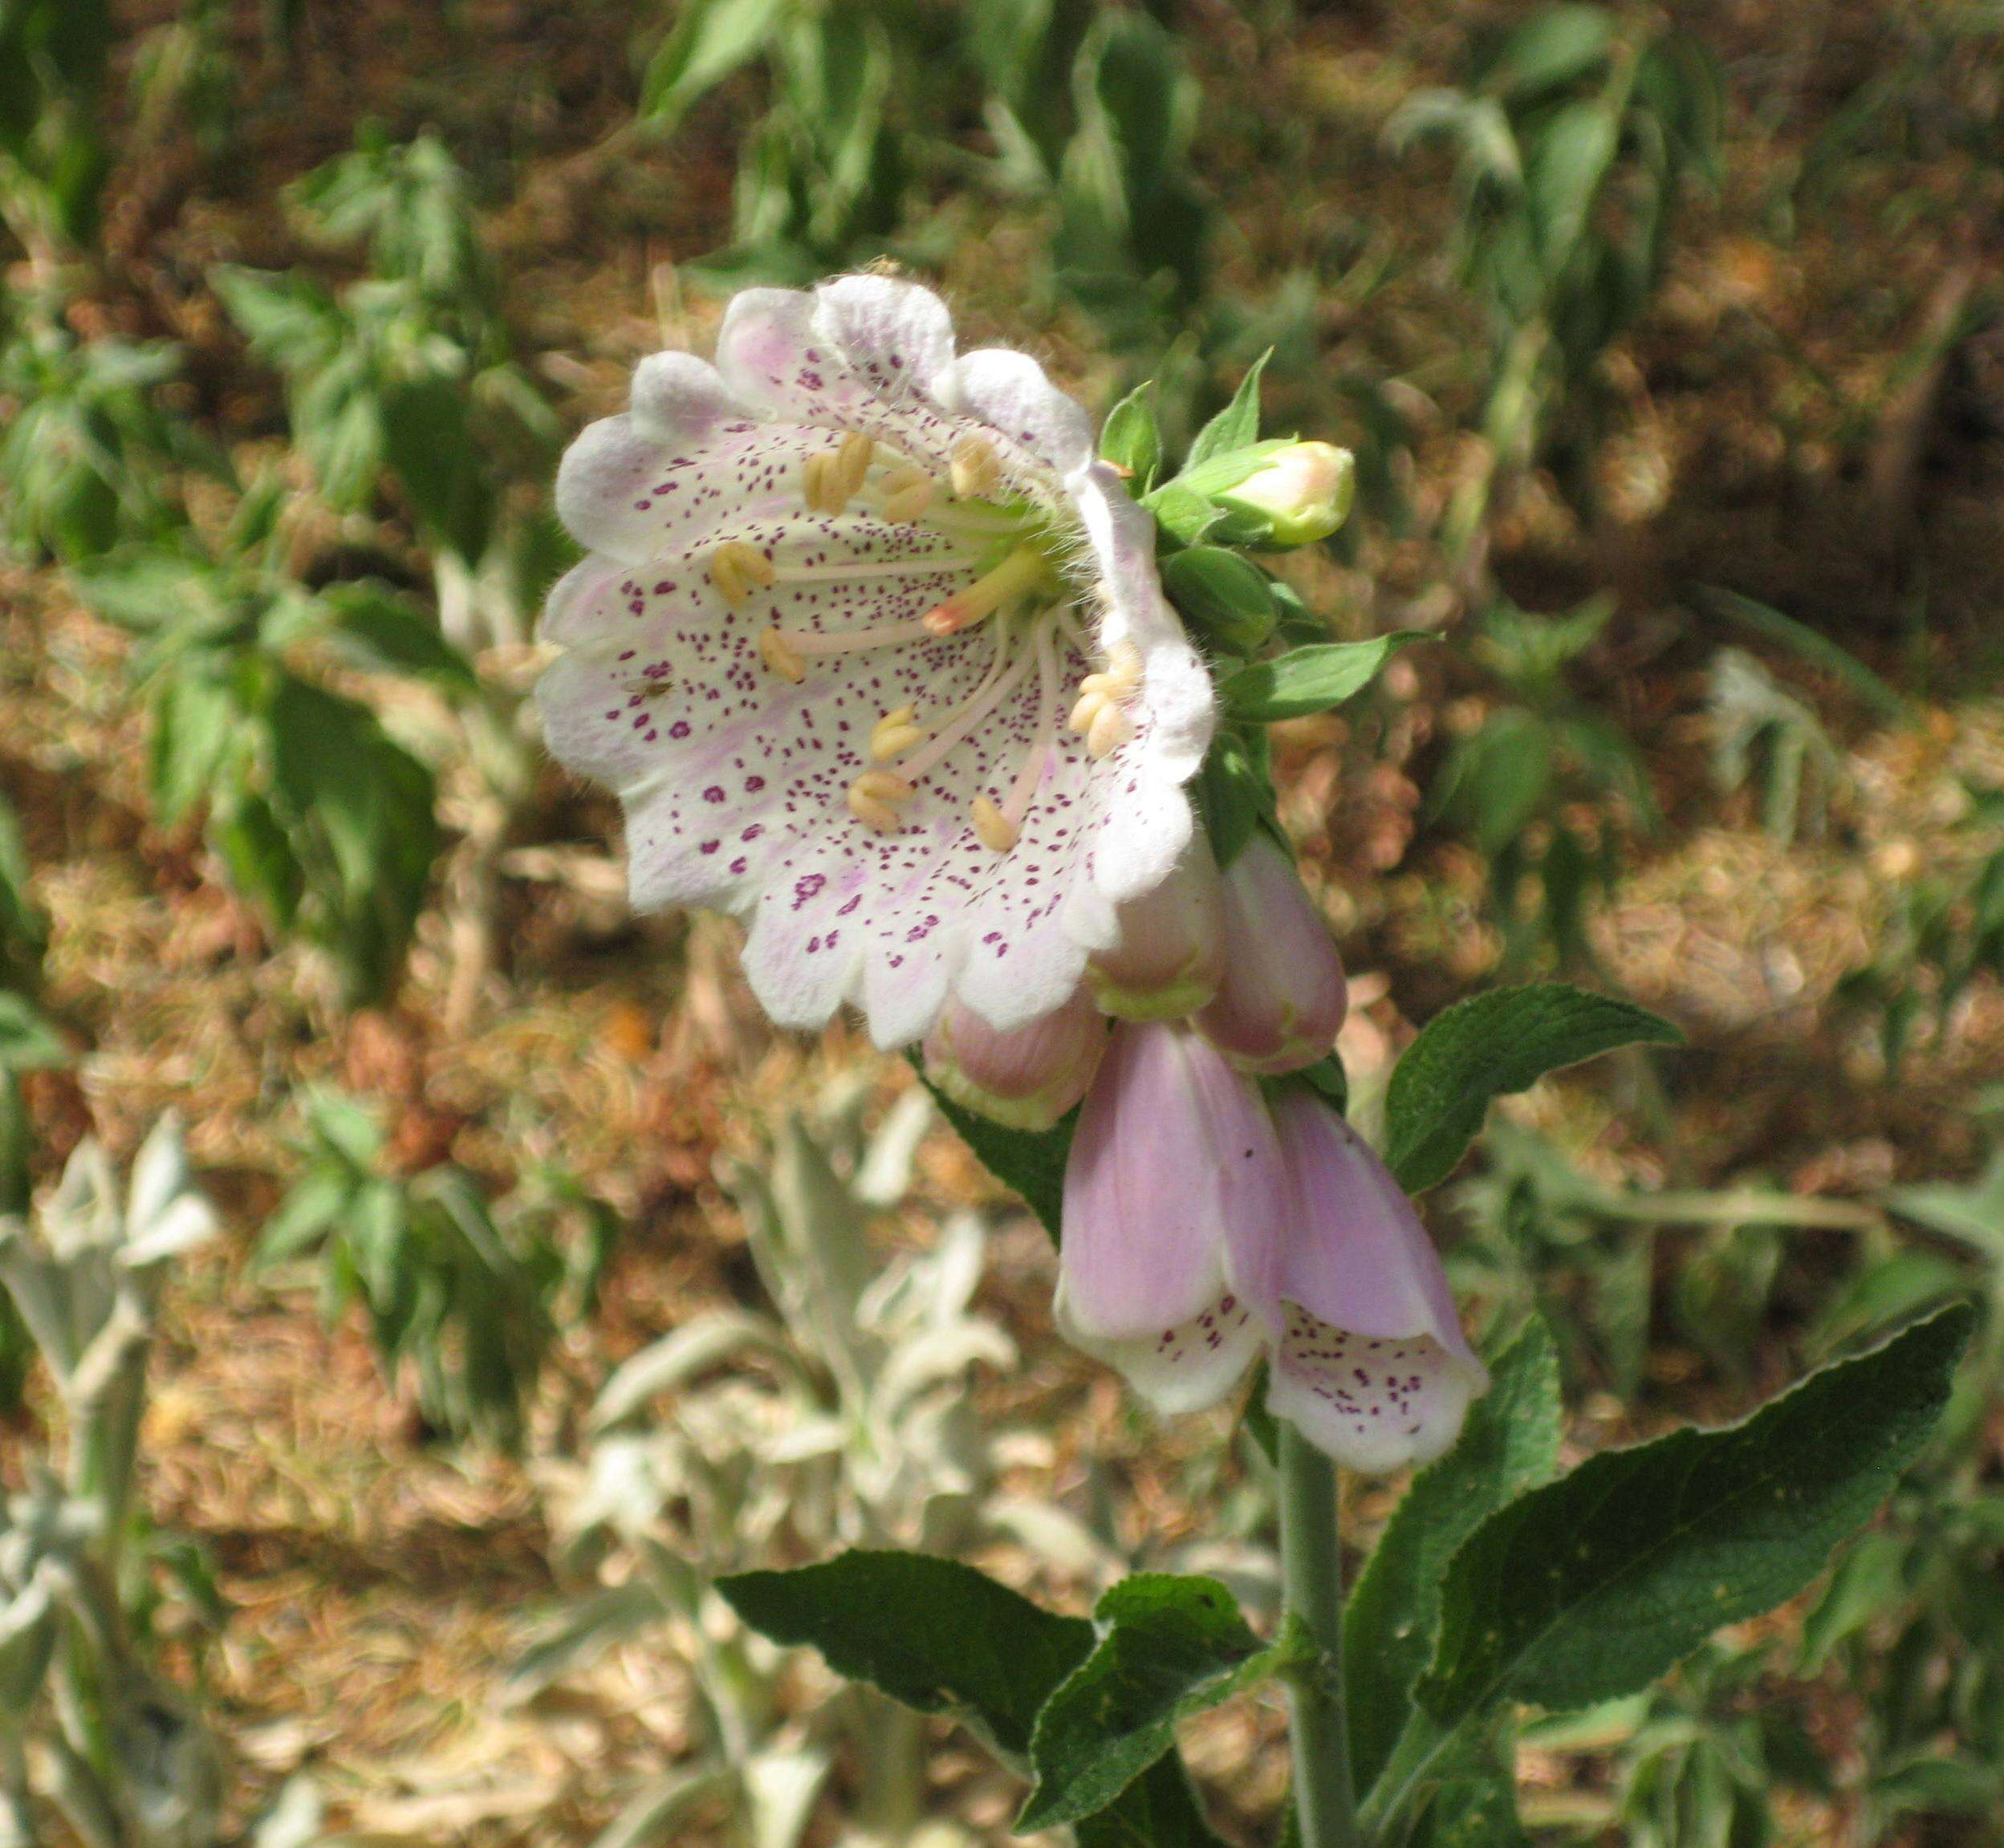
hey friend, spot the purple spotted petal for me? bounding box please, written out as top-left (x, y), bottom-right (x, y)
top-left (536, 276), bottom-right (1216, 1049)
top-left (1262, 1088), bottom-right (1487, 1472)
top-left (1054, 1021), bottom-right (1282, 1414)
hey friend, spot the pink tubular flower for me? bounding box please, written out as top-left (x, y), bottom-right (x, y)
top-left (1259, 1086), bottom-right (1487, 1472)
top-left (1053, 1026), bottom-right (1486, 1471)
top-left (923, 985), bottom-right (1107, 1132)
top-left (1195, 832), bottom-right (1348, 1074)
top-left (1055, 1021), bottom-right (1278, 1412)
top-left (1086, 832), bottom-right (1226, 1021)
top-left (535, 275), bottom-right (1214, 1050)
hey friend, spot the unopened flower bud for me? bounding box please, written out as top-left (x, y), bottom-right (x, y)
top-left (1195, 832), bottom-right (1347, 1074)
top-left (1213, 441), bottom-right (1355, 548)
top-left (1087, 834), bottom-right (1226, 1021)
top-left (923, 985), bottom-right (1108, 1131)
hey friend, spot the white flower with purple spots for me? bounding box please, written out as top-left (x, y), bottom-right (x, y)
top-left (1059, 1021), bottom-right (1488, 1472)
top-left (535, 275), bottom-right (1214, 1047)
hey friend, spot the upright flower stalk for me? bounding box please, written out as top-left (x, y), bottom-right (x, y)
top-left (538, 277), bottom-right (1480, 1841)
top-left (1278, 1423), bottom-right (1360, 1848)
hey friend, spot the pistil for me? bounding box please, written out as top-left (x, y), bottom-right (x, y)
top-left (923, 546), bottom-right (1052, 638)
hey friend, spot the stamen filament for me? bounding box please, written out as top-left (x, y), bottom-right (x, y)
top-left (765, 551), bottom-right (984, 584)
top-left (896, 637), bottom-right (1035, 786)
top-left (1000, 616), bottom-right (1062, 832)
top-left (775, 615), bottom-right (939, 657)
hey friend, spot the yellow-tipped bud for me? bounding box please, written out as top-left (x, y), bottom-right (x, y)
top-left (1213, 441), bottom-right (1356, 546)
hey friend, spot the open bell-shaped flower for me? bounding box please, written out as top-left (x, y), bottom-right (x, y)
top-left (1052, 1023), bottom-right (1486, 1472)
top-left (1055, 1020), bottom-right (1279, 1413)
top-left (1257, 1086), bottom-right (1487, 1472)
top-left (1195, 831), bottom-right (1348, 1074)
top-left (536, 275), bottom-right (1214, 1049)
top-left (923, 983), bottom-right (1106, 1132)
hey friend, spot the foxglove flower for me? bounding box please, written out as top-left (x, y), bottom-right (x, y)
top-left (1056, 1023), bottom-right (1485, 1471)
top-left (923, 984), bottom-right (1107, 1132)
top-left (537, 277), bottom-right (1214, 1047)
top-left (1055, 1020), bottom-right (1279, 1412)
top-left (1262, 1086), bottom-right (1487, 1472)
top-left (1196, 832), bottom-right (1348, 1073)
top-left (1087, 831), bottom-right (1226, 1020)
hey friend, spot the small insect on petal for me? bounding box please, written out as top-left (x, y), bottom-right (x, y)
top-left (758, 628), bottom-right (807, 682)
top-left (970, 794), bottom-right (1018, 853)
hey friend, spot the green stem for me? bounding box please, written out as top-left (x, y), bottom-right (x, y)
top-left (1279, 1421), bottom-right (1361, 1848)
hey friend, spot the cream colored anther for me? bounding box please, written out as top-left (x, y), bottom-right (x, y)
top-left (878, 467), bottom-right (933, 524)
top-left (969, 794), bottom-right (1018, 854)
top-left (758, 628), bottom-right (807, 683)
top-left (852, 770), bottom-right (913, 804)
top-left (847, 786), bottom-right (902, 833)
top-left (949, 433), bottom-right (1002, 502)
top-left (870, 706), bottom-right (927, 762)
top-left (1087, 701), bottom-right (1135, 759)
top-left (834, 433), bottom-right (875, 498)
top-left (710, 542), bottom-right (776, 607)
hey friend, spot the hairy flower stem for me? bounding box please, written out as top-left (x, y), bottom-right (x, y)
top-left (1279, 1420), bottom-right (1362, 1848)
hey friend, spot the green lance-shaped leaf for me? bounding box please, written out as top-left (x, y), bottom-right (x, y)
top-left (722, 1553), bottom-right (1226, 1843)
top-left (1221, 632), bottom-right (1430, 723)
top-left (1182, 350), bottom-right (1270, 469)
top-left (1346, 1319), bottom-right (1563, 1795)
top-left (719, 1550), bottom-right (1091, 1761)
top-left (1018, 1574), bottom-right (1299, 1831)
top-left (1417, 1304), bottom-right (1974, 1731)
top-left (1384, 983), bottom-right (1682, 1194)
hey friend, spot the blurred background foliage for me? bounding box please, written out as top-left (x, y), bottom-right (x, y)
top-left (0, 0), bottom-right (2000, 1842)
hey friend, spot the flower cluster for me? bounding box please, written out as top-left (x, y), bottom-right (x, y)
top-left (538, 276), bottom-right (1482, 1472)
top-left (929, 822), bottom-right (1484, 1472)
